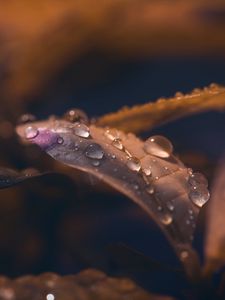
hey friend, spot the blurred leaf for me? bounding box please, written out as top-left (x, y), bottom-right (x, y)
top-left (204, 157), bottom-right (225, 275)
top-left (0, 269), bottom-right (174, 300)
top-left (0, 167), bottom-right (41, 189)
top-left (16, 116), bottom-right (206, 279)
top-left (97, 84), bottom-right (225, 133)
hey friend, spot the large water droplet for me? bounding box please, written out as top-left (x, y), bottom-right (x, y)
top-left (85, 143), bottom-right (104, 160)
top-left (126, 157), bottom-right (141, 172)
top-left (160, 213), bottom-right (173, 225)
top-left (189, 186), bottom-right (210, 207)
top-left (74, 123), bottom-right (90, 138)
top-left (188, 172), bottom-right (208, 187)
top-left (143, 135), bottom-right (173, 158)
top-left (25, 126), bottom-right (39, 139)
top-left (112, 138), bottom-right (124, 150)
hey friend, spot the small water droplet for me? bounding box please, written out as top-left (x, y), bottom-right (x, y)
top-left (155, 176), bottom-right (159, 180)
top-left (126, 157), bottom-right (141, 172)
top-left (157, 205), bottom-right (163, 211)
top-left (189, 186), bottom-right (210, 207)
top-left (142, 167), bottom-right (152, 176)
top-left (133, 184), bottom-right (139, 190)
top-left (46, 294), bottom-right (55, 300)
top-left (143, 135), bottom-right (173, 158)
top-left (160, 213), bottom-right (173, 225)
top-left (166, 201), bottom-right (174, 211)
top-left (57, 137), bottom-right (64, 144)
top-left (74, 123), bottom-right (90, 138)
top-left (146, 186), bottom-right (154, 194)
top-left (104, 129), bottom-right (119, 141)
top-left (188, 172), bottom-right (208, 187)
top-left (180, 251), bottom-right (189, 260)
top-left (64, 108), bottom-right (88, 123)
top-left (25, 126), bottom-right (39, 139)
top-left (112, 138), bottom-right (124, 150)
top-left (92, 160), bottom-right (100, 167)
top-left (111, 154), bottom-right (116, 159)
top-left (175, 91), bottom-right (184, 99)
top-left (85, 143), bottom-right (104, 160)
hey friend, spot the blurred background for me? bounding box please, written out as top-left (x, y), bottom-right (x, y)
top-left (0, 0), bottom-right (225, 297)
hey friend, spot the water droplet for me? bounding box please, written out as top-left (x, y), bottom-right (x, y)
top-left (25, 126), bottom-right (39, 139)
top-left (57, 137), bottom-right (64, 144)
top-left (143, 135), bottom-right (173, 158)
top-left (112, 138), bottom-right (124, 150)
top-left (189, 186), bottom-right (210, 207)
top-left (160, 213), bottom-right (173, 225)
top-left (18, 113), bottom-right (36, 124)
top-left (126, 157), bottom-right (141, 172)
top-left (166, 201), bottom-right (174, 211)
top-left (111, 154), bottom-right (116, 159)
top-left (92, 160), bottom-right (100, 167)
top-left (85, 144), bottom-right (104, 160)
top-left (157, 205), bottom-right (163, 211)
top-left (175, 91), bottom-right (184, 99)
top-left (46, 294), bottom-right (55, 300)
top-left (74, 123), bottom-right (90, 138)
top-left (142, 167), bottom-right (152, 176)
top-left (133, 184), bottom-right (139, 190)
top-left (104, 129), bottom-right (119, 141)
top-left (188, 172), bottom-right (208, 187)
top-left (146, 186), bottom-right (154, 194)
top-left (64, 108), bottom-right (88, 123)
top-left (180, 250), bottom-right (189, 260)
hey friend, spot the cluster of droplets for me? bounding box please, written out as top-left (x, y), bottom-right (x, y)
top-left (187, 170), bottom-right (210, 208)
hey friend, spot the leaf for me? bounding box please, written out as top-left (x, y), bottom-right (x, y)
top-left (0, 269), bottom-right (174, 300)
top-left (204, 157), bottom-right (225, 275)
top-left (97, 84), bottom-right (225, 133)
top-left (16, 116), bottom-right (208, 279)
top-left (0, 167), bottom-right (40, 189)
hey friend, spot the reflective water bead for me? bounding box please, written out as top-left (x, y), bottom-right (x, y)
top-left (104, 129), bottom-right (119, 141)
top-left (126, 157), bottom-right (141, 172)
top-left (91, 160), bottom-right (100, 167)
top-left (188, 172), bottom-right (208, 187)
top-left (112, 138), bottom-right (124, 150)
top-left (189, 186), bottom-right (210, 207)
top-left (180, 250), bottom-right (189, 261)
top-left (25, 126), bottom-right (39, 139)
top-left (85, 144), bottom-right (104, 160)
top-left (143, 135), bottom-right (173, 158)
top-left (57, 137), bottom-right (64, 144)
top-left (160, 213), bottom-right (173, 225)
top-left (166, 201), bottom-right (174, 211)
top-left (74, 123), bottom-right (90, 138)
top-left (146, 186), bottom-right (154, 194)
top-left (46, 294), bottom-right (55, 300)
top-left (142, 167), bottom-right (152, 176)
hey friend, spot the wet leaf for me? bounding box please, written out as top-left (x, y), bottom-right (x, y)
top-left (204, 157), bottom-right (225, 275)
top-left (97, 84), bottom-right (225, 133)
top-left (16, 115), bottom-right (208, 279)
top-left (0, 269), bottom-right (174, 300)
top-left (0, 167), bottom-right (40, 189)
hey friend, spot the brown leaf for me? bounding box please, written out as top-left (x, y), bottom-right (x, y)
top-left (16, 115), bottom-right (208, 279)
top-left (204, 157), bottom-right (225, 275)
top-left (97, 84), bottom-right (225, 133)
top-left (0, 269), bottom-right (174, 300)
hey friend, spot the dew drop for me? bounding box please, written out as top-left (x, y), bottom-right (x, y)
top-left (166, 201), bottom-right (174, 211)
top-left (112, 138), bottom-right (124, 150)
top-left (74, 123), bottom-right (90, 138)
top-left (91, 160), bottom-right (100, 167)
top-left (142, 167), bottom-right (152, 176)
top-left (175, 91), bottom-right (184, 99)
top-left (46, 294), bottom-right (55, 300)
top-left (180, 250), bottom-right (189, 261)
top-left (85, 143), bottom-right (104, 160)
top-left (160, 213), bottom-right (173, 225)
top-left (146, 186), bottom-right (154, 194)
top-left (104, 129), bottom-right (119, 141)
top-left (189, 186), bottom-right (210, 207)
top-left (64, 108), bottom-right (88, 123)
top-left (57, 137), bottom-right (64, 144)
top-left (111, 154), bottom-right (116, 159)
top-left (126, 157), bottom-right (141, 172)
top-left (25, 126), bottom-right (39, 139)
top-left (188, 172), bottom-right (208, 187)
top-left (143, 135), bottom-right (173, 158)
